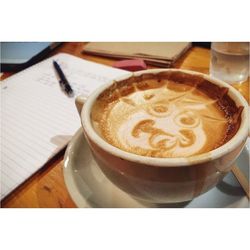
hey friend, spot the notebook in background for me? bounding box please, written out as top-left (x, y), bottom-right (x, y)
top-left (0, 53), bottom-right (127, 199)
top-left (82, 42), bottom-right (192, 67)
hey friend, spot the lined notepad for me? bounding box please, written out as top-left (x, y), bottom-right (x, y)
top-left (0, 53), bottom-right (127, 199)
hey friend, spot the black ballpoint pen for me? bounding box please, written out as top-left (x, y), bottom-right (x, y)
top-left (53, 60), bottom-right (74, 97)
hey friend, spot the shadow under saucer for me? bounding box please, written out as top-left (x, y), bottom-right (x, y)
top-left (136, 199), bottom-right (191, 208)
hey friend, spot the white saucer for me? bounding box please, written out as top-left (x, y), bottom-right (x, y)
top-left (63, 128), bottom-right (249, 208)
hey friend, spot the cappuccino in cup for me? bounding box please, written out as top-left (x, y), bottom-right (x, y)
top-left (91, 71), bottom-right (243, 158)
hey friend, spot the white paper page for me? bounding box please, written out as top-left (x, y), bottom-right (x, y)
top-left (0, 53), bottom-right (127, 199)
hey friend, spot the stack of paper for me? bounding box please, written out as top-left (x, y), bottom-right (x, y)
top-left (83, 42), bottom-right (191, 67)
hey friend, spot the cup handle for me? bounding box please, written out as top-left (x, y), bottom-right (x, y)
top-left (75, 95), bottom-right (87, 117)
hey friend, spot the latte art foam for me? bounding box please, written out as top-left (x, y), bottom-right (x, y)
top-left (91, 72), bottom-right (243, 158)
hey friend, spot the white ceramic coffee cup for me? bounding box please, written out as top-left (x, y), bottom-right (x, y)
top-left (75, 69), bottom-right (249, 204)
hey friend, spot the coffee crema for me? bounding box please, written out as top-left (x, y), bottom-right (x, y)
top-left (91, 71), bottom-right (243, 158)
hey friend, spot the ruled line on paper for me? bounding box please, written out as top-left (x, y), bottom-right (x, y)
top-left (1, 153), bottom-right (31, 177)
top-left (2, 139), bottom-right (48, 168)
top-left (2, 104), bottom-right (76, 141)
top-left (0, 53), bottom-right (127, 199)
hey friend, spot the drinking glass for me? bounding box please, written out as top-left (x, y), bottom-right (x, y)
top-left (210, 42), bottom-right (249, 84)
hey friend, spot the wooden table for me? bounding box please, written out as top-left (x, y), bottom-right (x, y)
top-left (1, 42), bottom-right (249, 208)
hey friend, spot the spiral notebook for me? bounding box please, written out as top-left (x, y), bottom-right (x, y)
top-left (0, 53), bottom-right (127, 199)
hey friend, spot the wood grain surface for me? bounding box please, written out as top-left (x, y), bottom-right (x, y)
top-left (1, 42), bottom-right (249, 208)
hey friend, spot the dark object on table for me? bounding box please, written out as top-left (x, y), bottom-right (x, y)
top-left (192, 42), bottom-right (211, 48)
top-left (1, 42), bottom-right (62, 72)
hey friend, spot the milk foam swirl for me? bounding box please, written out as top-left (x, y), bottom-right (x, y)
top-left (93, 82), bottom-right (228, 158)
